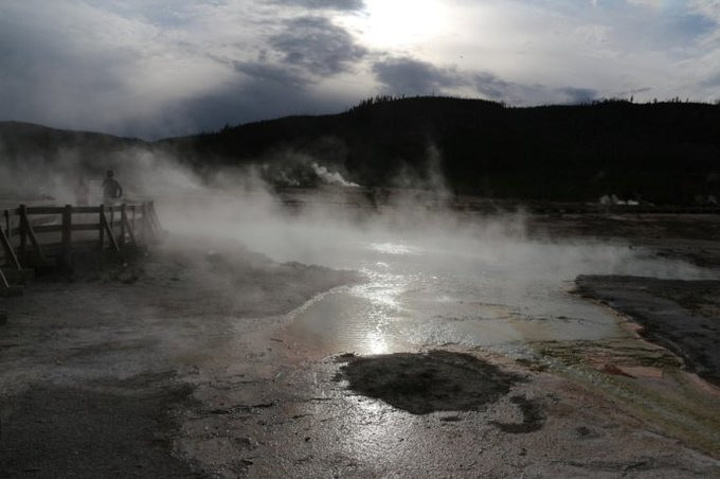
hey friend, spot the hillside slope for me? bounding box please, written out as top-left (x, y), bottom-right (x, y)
top-left (162, 97), bottom-right (720, 204)
top-left (3, 97), bottom-right (719, 204)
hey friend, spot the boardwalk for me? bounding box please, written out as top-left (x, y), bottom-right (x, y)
top-left (0, 201), bottom-right (163, 294)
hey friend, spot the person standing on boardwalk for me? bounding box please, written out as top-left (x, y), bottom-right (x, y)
top-left (102, 170), bottom-right (123, 205)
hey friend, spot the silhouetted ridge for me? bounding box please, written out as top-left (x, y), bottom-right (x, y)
top-left (0, 121), bottom-right (147, 173)
top-left (3, 97), bottom-right (719, 205)
top-left (160, 97), bottom-right (719, 204)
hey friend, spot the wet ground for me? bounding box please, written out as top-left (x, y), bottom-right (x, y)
top-left (575, 275), bottom-right (720, 386)
top-left (1, 212), bottom-right (720, 477)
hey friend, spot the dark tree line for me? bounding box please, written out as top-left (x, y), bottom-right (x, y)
top-left (160, 96), bottom-right (720, 205)
top-left (3, 96), bottom-right (719, 205)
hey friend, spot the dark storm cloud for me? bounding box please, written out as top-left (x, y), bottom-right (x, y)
top-left (162, 74), bottom-right (349, 136)
top-left (473, 73), bottom-right (598, 104)
top-left (373, 56), bottom-right (598, 106)
top-left (270, 16), bottom-right (367, 76)
top-left (270, 0), bottom-right (365, 11)
top-left (4, 0), bottom-right (714, 139)
top-left (234, 61), bottom-right (311, 90)
top-left (372, 57), bottom-right (465, 96)
top-left (0, 4), bottom-right (136, 130)
top-left (471, 72), bottom-right (514, 100)
top-left (0, 2), bottom-right (369, 139)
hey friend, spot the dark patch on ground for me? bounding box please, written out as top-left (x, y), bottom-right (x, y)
top-left (0, 373), bottom-right (202, 478)
top-left (490, 395), bottom-right (545, 434)
top-left (335, 350), bottom-right (524, 415)
top-left (138, 244), bottom-right (360, 317)
top-left (575, 275), bottom-right (720, 386)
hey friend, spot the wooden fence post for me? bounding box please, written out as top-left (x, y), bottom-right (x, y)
top-left (19, 205), bottom-right (27, 260)
top-left (99, 207), bottom-right (120, 253)
top-left (19, 204), bottom-right (45, 262)
top-left (140, 202), bottom-right (147, 244)
top-left (3, 209), bottom-right (9, 240)
top-left (145, 201), bottom-right (156, 241)
top-left (120, 204), bottom-right (126, 247)
top-left (62, 204), bottom-right (72, 269)
top-left (148, 201), bottom-right (163, 241)
top-left (0, 266), bottom-right (9, 289)
top-left (99, 204), bottom-right (105, 249)
top-left (0, 225), bottom-right (21, 270)
top-left (121, 206), bottom-right (136, 246)
top-left (62, 205), bottom-right (72, 249)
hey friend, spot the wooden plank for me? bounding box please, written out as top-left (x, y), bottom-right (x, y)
top-left (22, 209), bottom-right (46, 260)
top-left (140, 203), bottom-right (148, 243)
top-left (0, 265), bottom-right (9, 288)
top-left (149, 201), bottom-right (163, 232)
top-left (36, 223), bottom-right (103, 233)
top-left (71, 206), bottom-right (103, 214)
top-left (4, 202), bottom-right (153, 264)
top-left (149, 203), bottom-right (163, 242)
top-left (71, 224), bottom-right (101, 232)
top-left (0, 226), bottom-right (21, 270)
top-left (19, 205), bottom-right (27, 259)
top-left (120, 204), bottom-right (126, 247)
top-left (62, 205), bottom-right (72, 246)
top-left (3, 209), bottom-right (9, 237)
top-left (29, 216), bottom-right (57, 227)
top-left (33, 225), bottom-right (63, 234)
top-left (108, 204), bottom-right (115, 233)
top-left (25, 206), bottom-right (63, 215)
top-left (98, 205), bottom-right (105, 248)
top-left (3, 210), bottom-right (9, 252)
top-left (100, 208), bottom-right (120, 252)
top-left (131, 205), bottom-right (137, 241)
top-left (122, 213), bottom-right (136, 246)
top-left (61, 204), bottom-right (72, 268)
top-left (25, 206), bottom-right (103, 215)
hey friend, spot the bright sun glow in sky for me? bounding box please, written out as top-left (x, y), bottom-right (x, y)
top-left (1, 0), bottom-right (720, 138)
top-left (353, 0), bottom-right (451, 48)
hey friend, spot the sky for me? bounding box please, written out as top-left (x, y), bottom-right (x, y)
top-left (1, 0), bottom-right (720, 139)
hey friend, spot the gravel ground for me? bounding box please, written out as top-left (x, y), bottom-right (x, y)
top-left (1, 215), bottom-right (720, 478)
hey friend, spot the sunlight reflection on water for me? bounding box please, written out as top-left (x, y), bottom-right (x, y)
top-left (369, 242), bottom-right (419, 255)
top-left (284, 234), bottom-right (715, 356)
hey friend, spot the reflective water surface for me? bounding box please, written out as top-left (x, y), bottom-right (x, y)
top-left (253, 229), bottom-right (716, 356)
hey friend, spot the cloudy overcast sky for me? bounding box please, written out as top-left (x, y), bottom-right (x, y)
top-left (2, 0), bottom-right (720, 139)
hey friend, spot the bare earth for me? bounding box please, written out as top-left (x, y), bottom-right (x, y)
top-left (1, 214), bottom-right (720, 478)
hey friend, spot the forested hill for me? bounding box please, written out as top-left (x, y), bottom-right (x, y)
top-left (162, 97), bottom-right (720, 205)
top-left (0, 121), bottom-right (146, 174)
top-left (3, 97), bottom-right (720, 205)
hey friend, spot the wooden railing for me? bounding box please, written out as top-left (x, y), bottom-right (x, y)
top-left (0, 201), bottom-right (163, 290)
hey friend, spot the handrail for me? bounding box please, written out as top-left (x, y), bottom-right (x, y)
top-left (0, 201), bottom-right (163, 279)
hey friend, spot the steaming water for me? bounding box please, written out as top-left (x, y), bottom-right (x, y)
top-left (231, 217), bottom-right (716, 357)
top-left (160, 194), bottom-right (715, 356)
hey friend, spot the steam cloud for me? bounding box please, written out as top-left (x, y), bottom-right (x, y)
top-left (1, 140), bottom-right (715, 287)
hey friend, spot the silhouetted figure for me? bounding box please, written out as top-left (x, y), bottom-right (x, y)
top-left (102, 170), bottom-right (123, 205)
top-left (75, 177), bottom-right (89, 206)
